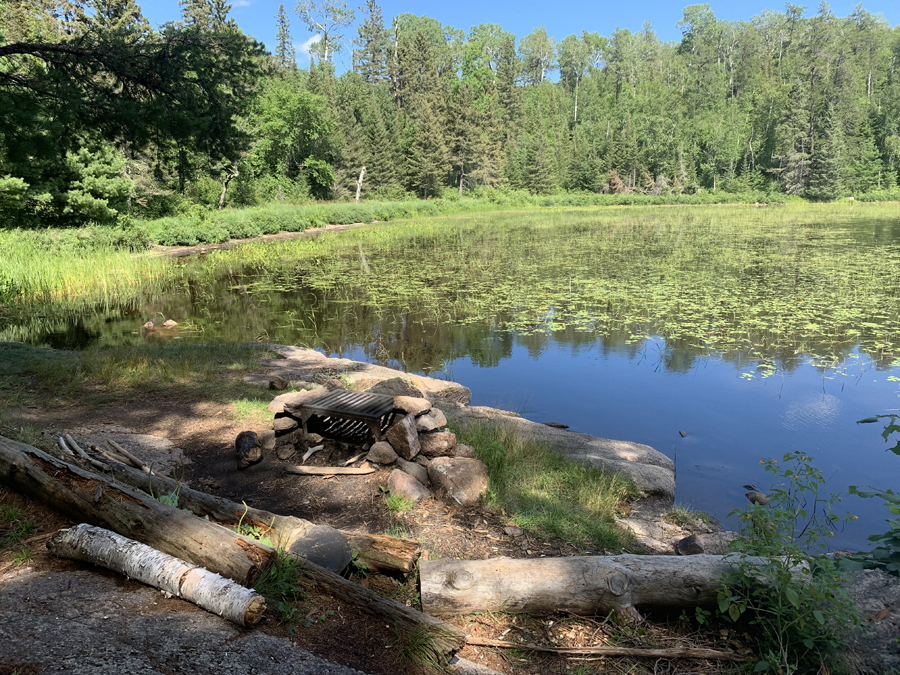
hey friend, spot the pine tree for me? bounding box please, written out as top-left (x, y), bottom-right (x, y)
top-left (495, 34), bottom-right (523, 142)
top-left (89, 0), bottom-right (150, 40)
top-left (353, 0), bottom-right (389, 84)
top-left (179, 0), bottom-right (212, 28)
top-left (274, 5), bottom-right (296, 71)
top-left (366, 96), bottom-right (402, 193)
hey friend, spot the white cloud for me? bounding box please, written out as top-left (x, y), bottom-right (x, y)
top-left (233, 0), bottom-right (251, 6)
top-left (296, 34), bottom-right (321, 62)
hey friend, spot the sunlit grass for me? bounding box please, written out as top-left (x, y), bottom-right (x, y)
top-left (454, 421), bottom-right (637, 551)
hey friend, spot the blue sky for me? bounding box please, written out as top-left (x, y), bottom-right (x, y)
top-left (141, 0), bottom-right (900, 70)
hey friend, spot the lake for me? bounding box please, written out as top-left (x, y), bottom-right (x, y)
top-left (5, 203), bottom-right (900, 550)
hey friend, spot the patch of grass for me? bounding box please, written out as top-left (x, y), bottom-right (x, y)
top-left (664, 503), bottom-right (711, 527)
top-left (385, 522), bottom-right (412, 540)
top-left (254, 550), bottom-right (305, 602)
top-left (11, 548), bottom-right (32, 565)
top-left (229, 396), bottom-right (270, 424)
top-left (455, 421), bottom-right (637, 552)
top-left (385, 493), bottom-right (415, 514)
top-left (396, 624), bottom-right (458, 674)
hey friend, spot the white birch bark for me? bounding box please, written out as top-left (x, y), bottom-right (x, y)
top-left (49, 524), bottom-right (266, 627)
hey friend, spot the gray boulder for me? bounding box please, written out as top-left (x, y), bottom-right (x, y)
top-left (675, 532), bottom-right (736, 556)
top-left (258, 429), bottom-right (276, 452)
top-left (268, 388), bottom-right (328, 414)
top-left (416, 408), bottom-right (447, 433)
top-left (419, 430), bottom-right (457, 458)
top-left (455, 443), bottom-right (476, 458)
top-left (427, 457), bottom-right (489, 506)
top-left (273, 415), bottom-right (299, 434)
top-left (287, 525), bottom-right (352, 574)
top-left (367, 377), bottom-right (425, 399)
top-left (393, 396), bottom-right (432, 417)
top-left (235, 431), bottom-right (262, 470)
top-left (386, 469), bottom-right (430, 502)
top-left (385, 414), bottom-right (420, 460)
top-left (269, 376), bottom-right (289, 390)
top-left (840, 569), bottom-right (900, 673)
top-left (396, 457), bottom-right (430, 487)
top-left (366, 441), bottom-right (398, 465)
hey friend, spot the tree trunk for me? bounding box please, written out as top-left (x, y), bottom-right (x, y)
top-left (299, 557), bottom-right (466, 658)
top-left (1, 435), bottom-right (460, 656)
top-left (218, 163), bottom-right (239, 210)
top-left (49, 524), bottom-right (266, 627)
top-left (96, 454), bottom-right (420, 574)
top-left (420, 554), bottom-right (778, 620)
top-left (355, 166), bottom-right (366, 203)
top-left (0, 435), bottom-right (274, 587)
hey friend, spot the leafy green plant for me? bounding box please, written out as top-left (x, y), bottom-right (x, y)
top-left (718, 452), bottom-right (858, 674)
top-left (385, 493), bottom-right (415, 514)
top-left (231, 502), bottom-right (275, 548)
top-left (254, 550), bottom-right (305, 602)
top-left (840, 415), bottom-right (900, 576)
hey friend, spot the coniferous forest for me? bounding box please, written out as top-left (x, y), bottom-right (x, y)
top-left (2, 0), bottom-right (900, 227)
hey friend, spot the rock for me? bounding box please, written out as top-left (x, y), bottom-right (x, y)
top-left (162, 319), bottom-right (178, 328)
top-left (427, 457), bottom-right (489, 506)
top-left (449, 655), bottom-right (505, 675)
top-left (258, 429), bottom-right (276, 452)
top-left (419, 430), bottom-right (457, 458)
top-left (396, 457), bottom-right (429, 486)
top-left (142, 320), bottom-right (154, 330)
top-left (287, 525), bottom-right (352, 574)
top-left (504, 526), bottom-right (525, 537)
top-left (542, 422), bottom-right (569, 429)
top-left (235, 431), bottom-right (262, 470)
top-left (428, 384), bottom-right (472, 406)
top-left (367, 377), bottom-right (425, 399)
top-left (276, 446), bottom-right (297, 461)
top-left (273, 415), bottom-right (299, 434)
top-left (269, 376), bottom-right (289, 391)
top-left (385, 414), bottom-right (420, 460)
top-left (306, 433), bottom-right (324, 446)
top-left (445, 405), bottom-right (676, 499)
top-left (386, 469), bottom-right (430, 502)
top-left (394, 396), bottom-right (432, 417)
top-left (416, 408), bottom-right (447, 433)
top-left (745, 491), bottom-right (769, 505)
top-left (455, 443), bottom-right (476, 458)
top-left (268, 388), bottom-right (329, 414)
top-left (415, 455), bottom-right (431, 467)
top-left (366, 441), bottom-right (398, 465)
top-left (675, 532), bottom-right (736, 556)
top-left (840, 569), bottom-right (900, 673)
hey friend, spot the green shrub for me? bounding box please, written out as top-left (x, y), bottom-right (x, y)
top-left (719, 452), bottom-right (858, 674)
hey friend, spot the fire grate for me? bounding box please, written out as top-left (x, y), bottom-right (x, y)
top-left (298, 390), bottom-right (397, 443)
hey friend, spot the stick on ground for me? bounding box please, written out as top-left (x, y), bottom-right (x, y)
top-left (465, 636), bottom-right (750, 661)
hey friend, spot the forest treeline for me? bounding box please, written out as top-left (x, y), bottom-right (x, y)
top-left (1, 0), bottom-right (899, 227)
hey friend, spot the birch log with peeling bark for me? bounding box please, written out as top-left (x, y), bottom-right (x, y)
top-left (421, 554), bottom-right (780, 620)
top-left (49, 524), bottom-right (266, 627)
top-left (0, 435), bottom-right (275, 587)
top-left (96, 456), bottom-right (420, 573)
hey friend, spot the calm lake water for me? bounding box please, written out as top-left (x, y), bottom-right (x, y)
top-left (7, 206), bottom-right (900, 549)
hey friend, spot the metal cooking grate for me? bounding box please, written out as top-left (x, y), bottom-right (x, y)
top-left (299, 390), bottom-right (397, 442)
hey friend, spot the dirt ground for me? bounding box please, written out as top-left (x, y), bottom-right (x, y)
top-left (0, 381), bottom-right (742, 675)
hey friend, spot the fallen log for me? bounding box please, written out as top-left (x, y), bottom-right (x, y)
top-left (0, 435), bottom-right (275, 587)
top-left (49, 524), bottom-right (266, 627)
top-left (286, 465), bottom-right (376, 476)
top-left (95, 455), bottom-right (420, 573)
top-left (465, 636), bottom-right (749, 662)
top-left (421, 554), bottom-right (782, 620)
top-left (298, 557), bottom-right (466, 658)
top-left (0, 435), bottom-right (462, 658)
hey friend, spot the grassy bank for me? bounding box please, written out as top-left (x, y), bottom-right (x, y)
top-left (455, 421), bottom-right (637, 551)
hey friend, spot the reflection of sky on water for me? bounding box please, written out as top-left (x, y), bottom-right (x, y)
top-left (342, 336), bottom-right (900, 551)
